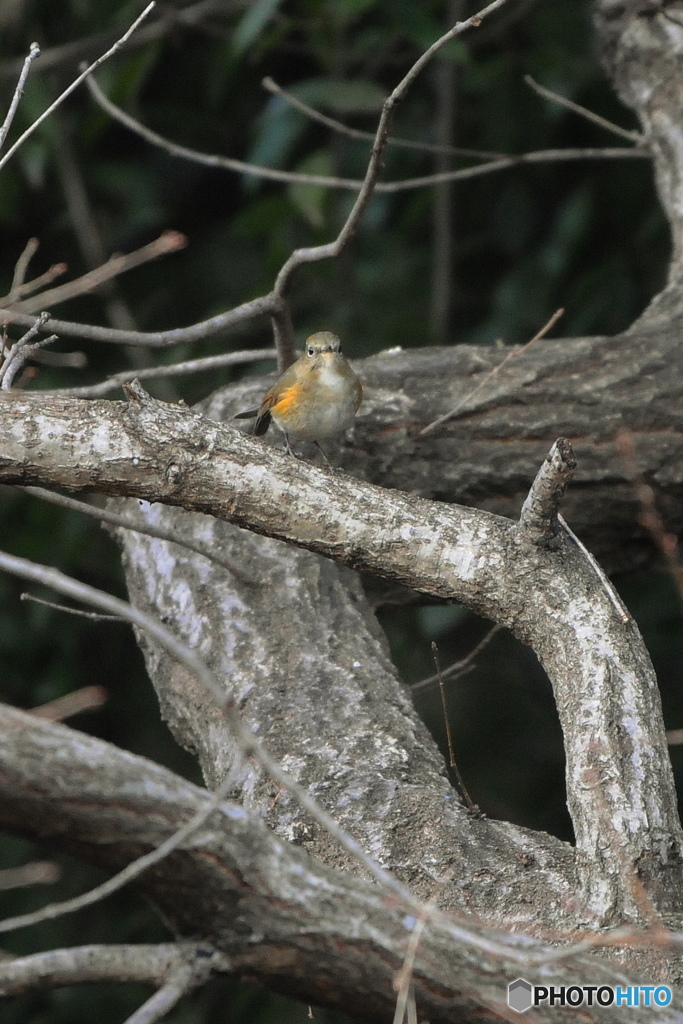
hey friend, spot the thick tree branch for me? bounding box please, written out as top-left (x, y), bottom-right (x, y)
top-left (0, 386), bottom-right (679, 923)
top-left (0, 705), bottom-right (680, 1023)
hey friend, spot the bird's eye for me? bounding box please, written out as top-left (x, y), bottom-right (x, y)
top-left (307, 346), bottom-right (315, 356)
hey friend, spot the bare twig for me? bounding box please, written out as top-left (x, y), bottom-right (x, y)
top-left (30, 685), bottom-right (108, 722)
top-left (558, 514), bottom-right (632, 624)
top-left (270, 0), bottom-right (514, 360)
top-left (22, 485), bottom-right (259, 586)
top-left (262, 75), bottom-right (507, 161)
top-left (8, 238), bottom-right (40, 298)
top-left (3, 261), bottom-right (69, 307)
top-left (40, 347), bottom-right (276, 398)
top-left (0, 42), bottom-right (40, 153)
top-left (80, 0), bottom-right (513, 365)
top-left (0, 293), bottom-right (279, 347)
top-left (0, 3), bottom-right (156, 174)
top-left (0, 548), bottom-right (421, 928)
top-left (11, 232), bottom-right (187, 315)
top-left (420, 307), bottom-right (564, 436)
top-left (85, 74), bottom-right (371, 191)
top-left (86, 74), bottom-right (651, 196)
top-left (393, 918), bottom-right (426, 1024)
top-left (0, 942), bottom-right (225, 995)
top-left (0, 0), bottom-right (242, 80)
top-left (123, 966), bottom-right (196, 1024)
top-left (0, 862), bottom-right (60, 891)
top-left (410, 624), bottom-right (502, 693)
top-left (524, 74), bottom-right (644, 145)
top-left (432, 642), bottom-right (476, 811)
top-left (20, 592), bottom-right (124, 621)
top-left (0, 312), bottom-right (54, 389)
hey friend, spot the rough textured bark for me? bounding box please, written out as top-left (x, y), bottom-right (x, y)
top-left (0, 704), bottom-right (681, 1023)
top-left (1, 390), bottom-right (682, 933)
top-left (3, 3), bottom-right (683, 1020)
top-left (219, 328), bottom-right (683, 577)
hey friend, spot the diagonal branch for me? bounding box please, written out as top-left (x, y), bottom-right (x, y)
top-left (0, 702), bottom-right (673, 1024)
top-left (0, 385), bottom-right (679, 924)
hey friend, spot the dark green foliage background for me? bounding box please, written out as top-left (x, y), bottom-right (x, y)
top-left (0, 1), bottom-right (681, 1021)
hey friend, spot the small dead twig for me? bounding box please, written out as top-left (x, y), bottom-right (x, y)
top-left (524, 74), bottom-right (643, 145)
top-left (20, 592), bottom-right (125, 622)
top-left (23, 485), bottom-right (260, 586)
top-left (411, 623), bottom-right (502, 694)
top-left (0, 862), bottom-right (60, 891)
top-left (30, 685), bottom-right (108, 722)
top-left (420, 307), bottom-right (564, 436)
top-left (432, 642), bottom-right (476, 811)
top-left (0, 313), bottom-right (57, 390)
top-left (262, 76), bottom-right (507, 162)
top-left (10, 232), bottom-right (187, 315)
top-left (0, 3), bottom-right (156, 174)
top-left (8, 238), bottom-right (40, 299)
top-left (0, 42), bottom-right (41, 153)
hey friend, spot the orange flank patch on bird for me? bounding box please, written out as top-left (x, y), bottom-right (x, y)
top-left (270, 384), bottom-right (301, 415)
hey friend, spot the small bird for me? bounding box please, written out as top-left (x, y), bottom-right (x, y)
top-left (236, 331), bottom-right (362, 459)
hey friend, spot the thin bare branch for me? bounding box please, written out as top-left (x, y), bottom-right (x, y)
top-left (420, 307), bottom-right (564, 436)
top-left (432, 641), bottom-right (476, 812)
top-left (558, 514), bottom-right (632, 624)
top-left (262, 75), bottom-right (507, 161)
top-left (0, 0), bottom-right (244, 81)
top-left (86, 73), bottom-right (650, 196)
top-left (20, 592), bottom-right (124, 621)
top-left (3, 261), bottom-right (69, 307)
top-left (30, 685), bottom-right (107, 722)
top-left (0, 3), bottom-right (156, 174)
top-left (9, 238), bottom-right (40, 298)
top-left (0, 42), bottom-right (40, 153)
top-left (373, 145), bottom-right (649, 191)
top-left (272, 0), bottom-right (515, 305)
top-left (123, 966), bottom-right (196, 1024)
top-left (524, 74), bottom-right (644, 144)
top-left (0, 547), bottom-right (422, 926)
top-left (22, 485), bottom-right (260, 585)
top-left (0, 292), bottom-right (278, 347)
top-left (0, 862), bottom-right (60, 891)
top-left (411, 624), bottom-right (502, 693)
top-left (85, 74), bottom-right (369, 190)
top-left (0, 312), bottom-right (52, 389)
top-left (40, 347), bottom-right (275, 398)
top-left (11, 232), bottom-right (187, 315)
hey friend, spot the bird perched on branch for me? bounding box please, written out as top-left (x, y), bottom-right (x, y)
top-left (235, 331), bottom-right (362, 460)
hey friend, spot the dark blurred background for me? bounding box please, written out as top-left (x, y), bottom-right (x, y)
top-left (1, 1), bottom-right (681, 1021)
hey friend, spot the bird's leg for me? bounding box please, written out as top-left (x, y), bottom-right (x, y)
top-left (282, 432), bottom-right (300, 459)
top-left (314, 441), bottom-right (332, 468)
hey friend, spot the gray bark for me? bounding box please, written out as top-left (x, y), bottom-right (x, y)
top-left (0, 704), bottom-right (681, 1023)
top-left (1, 3), bottom-right (683, 1021)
